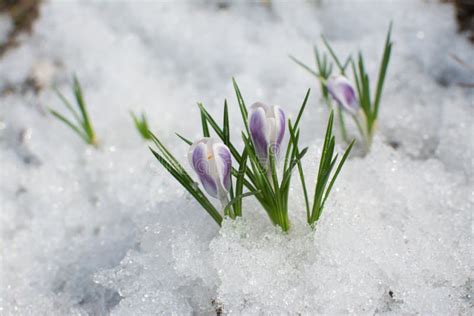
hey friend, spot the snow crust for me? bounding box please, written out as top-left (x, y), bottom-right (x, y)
top-left (0, 0), bottom-right (472, 314)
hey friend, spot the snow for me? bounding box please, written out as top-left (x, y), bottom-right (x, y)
top-left (0, 0), bottom-right (472, 314)
top-left (0, 14), bottom-right (12, 45)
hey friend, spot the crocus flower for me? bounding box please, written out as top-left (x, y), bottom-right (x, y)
top-left (188, 137), bottom-right (232, 204)
top-left (327, 75), bottom-right (359, 115)
top-left (248, 102), bottom-right (286, 166)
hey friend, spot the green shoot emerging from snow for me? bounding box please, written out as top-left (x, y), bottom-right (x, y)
top-left (150, 80), bottom-right (354, 232)
top-left (291, 23), bottom-right (393, 153)
top-left (295, 111), bottom-right (354, 226)
top-left (131, 111), bottom-right (152, 140)
top-left (49, 76), bottom-right (97, 146)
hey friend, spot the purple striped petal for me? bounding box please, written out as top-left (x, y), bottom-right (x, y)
top-left (327, 75), bottom-right (359, 115)
top-left (274, 106), bottom-right (285, 155)
top-left (249, 103), bottom-right (269, 163)
top-left (188, 140), bottom-right (218, 198)
top-left (212, 141), bottom-right (232, 192)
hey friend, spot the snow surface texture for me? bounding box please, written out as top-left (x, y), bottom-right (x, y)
top-left (0, 14), bottom-right (12, 45)
top-left (0, 0), bottom-right (473, 314)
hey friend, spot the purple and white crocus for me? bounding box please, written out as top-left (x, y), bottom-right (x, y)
top-left (327, 75), bottom-right (359, 115)
top-left (248, 102), bottom-right (286, 167)
top-left (188, 137), bottom-right (232, 208)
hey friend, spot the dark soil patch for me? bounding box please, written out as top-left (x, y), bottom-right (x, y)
top-left (0, 0), bottom-right (41, 57)
top-left (447, 0), bottom-right (474, 42)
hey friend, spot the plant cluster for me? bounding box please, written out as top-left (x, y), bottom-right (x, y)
top-left (49, 76), bottom-right (97, 146)
top-left (149, 80), bottom-right (353, 231)
top-left (291, 24), bottom-right (393, 153)
top-left (49, 25), bottom-right (394, 232)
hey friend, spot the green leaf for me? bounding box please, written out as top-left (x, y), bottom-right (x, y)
top-left (149, 147), bottom-right (223, 225)
top-left (232, 78), bottom-right (250, 136)
top-left (223, 190), bottom-right (260, 213)
top-left (201, 110), bottom-right (210, 137)
top-left (322, 139), bottom-right (355, 207)
top-left (233, 150), bottom-right (248, 217)
top-left (72, 75), bottom-right (95, 141)
top-left (131, 111), bottom-right (152, 140)
top-left (293, 88), bottom-right (311, 130)
top-left (321, 35), bottom-right (346, 74)
top-left (175, 133), bottom-right (193, 145)
top-left (373, 22), bottom-right (393, 120)
top-left (223, 100), bottom-right (230, 145)
top-left (289, 55), bottom-right (320, 78)
top-left (149, 131), bottom-right (188, 175)
top-left (53, 88), bottom-right (82, 125)
top-left (197, 102), bottom-right (241, 162)
top-left (351, 59), bottom-right (362, 101)
top-left (50, 76), bottom-right (97, 146)
top-left (289, 122), bottom-right (311, 222)
top-left (49, 109), bottom-right (88, 143)
top-left (317, 111), bottom-right (334, 180)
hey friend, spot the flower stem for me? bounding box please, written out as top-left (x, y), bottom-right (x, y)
top-left (220, 195), bottom-right (232, 218)
top-left (352, 114), bottom-right (369, 154)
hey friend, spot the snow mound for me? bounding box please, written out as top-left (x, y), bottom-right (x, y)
top-left (96, 140), bottom-right (471, 314)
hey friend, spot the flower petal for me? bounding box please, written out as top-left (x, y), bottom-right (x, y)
top-left (188, 139), bottom-right (218, 198)
top-left (274, 106), bottom-right (285, 151)
top-left (328, 75), bottom-right (359, 115)
top-left (212, 141), bottom-right (232, 193)
top-left (249, 103), bottom-right (269, 163)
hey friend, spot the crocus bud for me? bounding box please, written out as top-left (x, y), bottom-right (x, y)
top-left (188, 137), bottom-right (232, 200)
top-left (327, 75), bottom-right (359, 115)
top-left (248, 102), bottom-right (286, 166)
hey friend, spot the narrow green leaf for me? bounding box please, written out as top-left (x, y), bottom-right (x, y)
top-left (317, 111), bottom-right (334, 180)
top-left (321, 35), bottom-right (345, 73)
top-left (351, 59), bottom-right (362, 100)
top-left (373, 23), bottom-right (393, 120)
top-left (198, 102), bottom-right (241, 162)
top-left (289, 121), bottom-right (311, 222)
top-left (149, 131), bottom-right (188, 175)
top-left (175, 133), bottom-right (193, 145)
top-left (131, 111), bottom-right (151, 140)
top-left (232, 78), bottom-right (250, 136)
top-left (201, 110), bottom-right (210, 137)
top-left (53, 88), bottom-right (82, 125)
top-left (241, 133), bottom-right (275, 200)
top-left (149, 147), bottom-right (223, 225)
top-left (289, 55), bottom-right (320, 78)
top-left (72, 75), bottom-right (94, 140)
top-left (234, 150), bottom-right (248, 216)
top-left (294, 88), bottom-right (311, 130)
top-left (49, 109), bottom-right (88, 143)
top-left (223, 100), bottom-right (230, 145)
top-left (223, 190), bottom-right (260, 213)
top-left (322, 139), bottom-right (355, 207)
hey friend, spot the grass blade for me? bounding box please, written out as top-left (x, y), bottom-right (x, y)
top-left (289, 55), bottom-right (320, 78)
top-left (373, 22), bottom-right (393, 119)
top-left (223, 190), bottom-right (260, 213)
top-left (232, 78), bottom-right (250, 136)
top-left (294, 88), bottom-right (311, 130)
top-left (72, 75), bottom-right (94, 140)
top-left (234, 150), bottom-right (248, 216)
top-left (322, 139), bottom-right (354, 207)
top-left (321, 35), bottom-right (345, 73)
top-left (201, 110), bottom-right (210, 137)
top-left (223, 100), bottom-right (230, 145)
top-left (49, 109), bottom-right (88, 143)
top-left (53, 88), bottom-right (82, 125)
top-left (176, 133), bottom-right (193, 145)
top-left (149, 147), bottom-right (223, 225)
